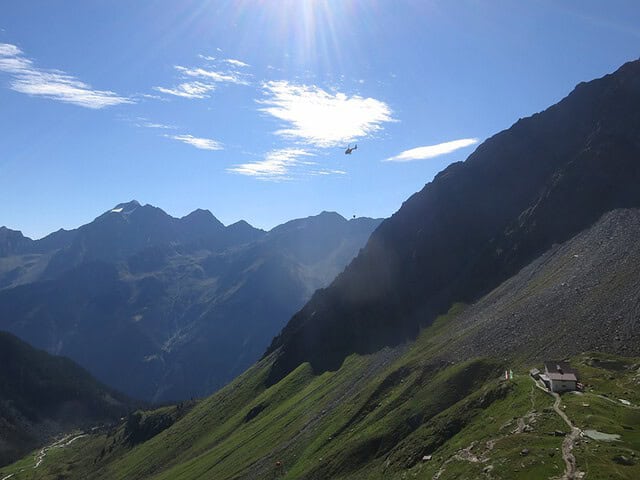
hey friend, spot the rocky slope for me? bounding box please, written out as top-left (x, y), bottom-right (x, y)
top-left (438, 207), bottom-right (640, 361)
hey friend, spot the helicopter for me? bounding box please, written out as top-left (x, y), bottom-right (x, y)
top-left (344, 144), bottom-right (358, 155)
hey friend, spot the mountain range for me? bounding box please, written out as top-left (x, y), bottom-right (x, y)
top-left (0, 204), bottom-right (381, 402)
top-left (2, 59), bottom-right (640, 479)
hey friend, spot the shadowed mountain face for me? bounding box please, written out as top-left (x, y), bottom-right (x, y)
top-left (0, 207), bottom-right (381, 402)
top-left (0, 331), bottom-right (132, 467)
top-left (42, 201), bottom-right (227, 277)
top-left (0, 227), bottom-right (33, 257)
top-left (265, 59), bottom-right (640, 385)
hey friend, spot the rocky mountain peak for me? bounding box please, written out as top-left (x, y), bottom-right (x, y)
top-left (181, 208), bottom-right (224, 230)
top-left (0, 226), bottom-right (33, 256)
top-left (110, 200), bottom-right (141, 214)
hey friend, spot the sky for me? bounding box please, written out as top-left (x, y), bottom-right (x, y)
top-left (1, 1), bottom-right (639, 239)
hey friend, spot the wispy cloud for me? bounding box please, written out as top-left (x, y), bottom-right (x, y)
top-left (227, 148), bottom-right (316, 180)
top-left (309, 169), bottom-right (347, 176)
top-left (176, 66), bottom-right (248, 84)
top-left (259, 81), bottom-right (394, 148)
top-left (134, 117), bottom-right (176, 130)
top-left (384, 138), bottom-right (479, 162)
top-left (121, 115), bottom-right (177, 130)
top-left (165, 134), bottom-right (223, 150)
top-left (154, 81), bottom-right (215, 99)
top-left (140, 122), bottom-right (175, 130)
top-left (0, 42), bottom-right (132, 109)
top-left (153, 60), bottom-right (250, 99)
top-left (224, 58), bottom-right (250, 68)
top-left (0, 43), bottom-right (21, 57)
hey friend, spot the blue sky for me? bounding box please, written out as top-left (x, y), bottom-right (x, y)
top-left (1, 1), bottom-right (639, 238)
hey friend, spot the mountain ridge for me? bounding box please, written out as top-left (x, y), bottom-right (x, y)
top-left (264, 58), bottom-right (640, 385)
top-left (0, 202), bottom-right (372, 252)
top-left (0, 206), bottom-right (383, 402)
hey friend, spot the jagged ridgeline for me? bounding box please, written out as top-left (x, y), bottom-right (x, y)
top-left (266, 59), bottom-right (640, 384)
top-left (0, 205), bottom-right (381, 402)
top-left (2, 60), bottom-right (640, 480)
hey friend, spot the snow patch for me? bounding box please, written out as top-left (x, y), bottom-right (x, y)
top-left (111, 207), bottom-right (123, 213)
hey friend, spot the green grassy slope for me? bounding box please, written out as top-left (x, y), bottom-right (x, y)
top-left (3, 305), bottom-right (639, 479)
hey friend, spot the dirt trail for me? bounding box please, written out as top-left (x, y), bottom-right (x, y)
top-left (0, 432), bottom-right (89, 480)
top-left (34, 433), bottom-right (88, 468)
top-left (529, 376), bottom-right (581, 480)
top-left (550, 391), bottom-right (581, 480)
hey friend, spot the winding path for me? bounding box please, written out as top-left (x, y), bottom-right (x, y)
top-left (0, 431), bottom-right (89, 480)
top-left (550, 391), bottom-right (581, 480)
top-left (34, 433), bottom-right (88, 469)
top-left (529, 375), bottom-right (581, 480)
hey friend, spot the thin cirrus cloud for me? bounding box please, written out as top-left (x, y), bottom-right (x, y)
top-left (0, 43), bottom-right (132, 109)
top-left (153, 60), bottom-right (250, 99)
top-left (154, 81), bottom-right (214, 99)
top-left (227, 148), bottom-right (316, 181)
top-left (130, 116), bottom-right (176, 130)
top-left (139, 122), bottom-right (175, 130)
top-left (224, 58), bottom-right (250, 68)
top-left (259, 81), bottom-right (394, 148)
top-left (384, 138), bottom-right (479, 162)
top-left (309, 169), bottom-right (347, 176)
top-left (165, 134), bottom-right (223, 151)
top-left (175, 66), bottom-right (249, 84)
